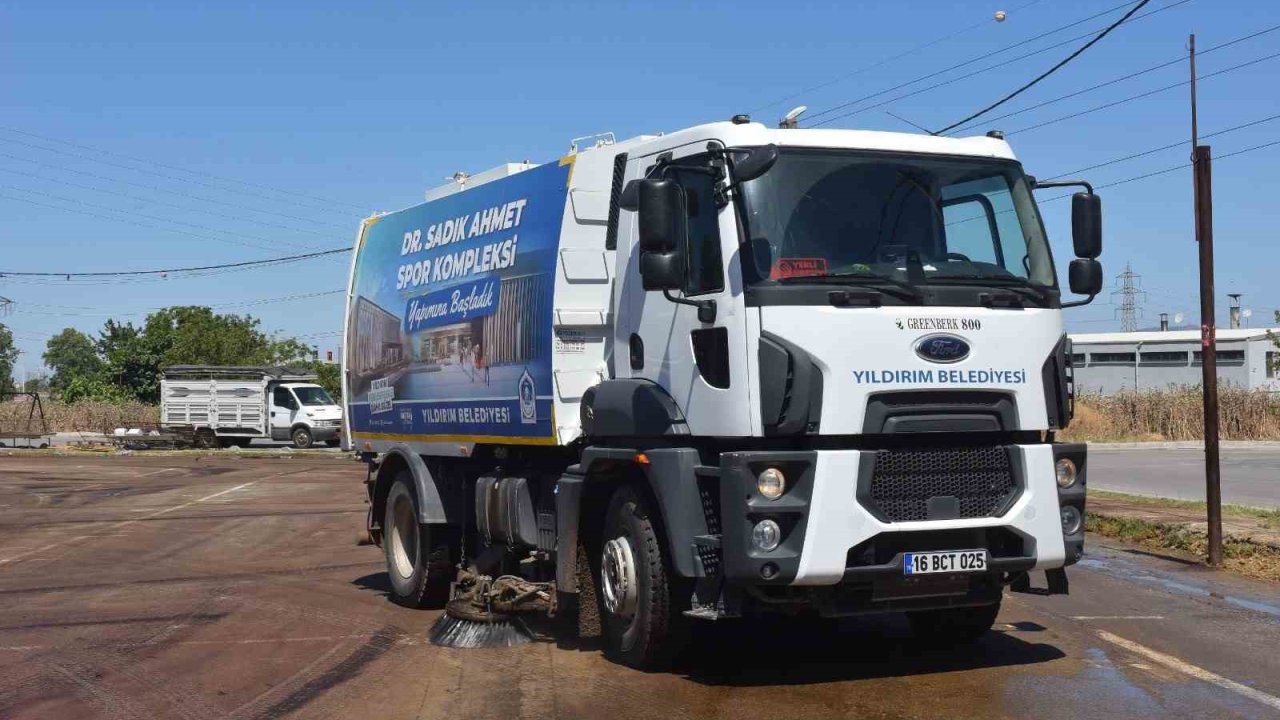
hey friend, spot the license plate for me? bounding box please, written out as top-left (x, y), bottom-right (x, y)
top-left (903, 550), bottom-right (987, 575)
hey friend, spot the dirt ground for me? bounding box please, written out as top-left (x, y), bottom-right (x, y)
top-left (2, 452), bottom-right (1279, 719)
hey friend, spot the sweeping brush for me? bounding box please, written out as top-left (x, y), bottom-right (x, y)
top-left (428, 599), bottom-right (534, 649)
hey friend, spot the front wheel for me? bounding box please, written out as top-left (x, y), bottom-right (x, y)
top-left (908, 600), bottom-right (1001, 645)
top-left (382, 473), bottom-right (453, 608)
top-left (291, 427), bottom-right (313, 449)
top-left (597, 484), bottom-right (685, 669)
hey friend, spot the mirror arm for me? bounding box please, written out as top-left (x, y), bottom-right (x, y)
top-left (662, 289), bottom-right (717, 323)
top-left (1031, 178), bottom-right (1094, 195)
top-left (1061, 294), bottom-right (1096, 309)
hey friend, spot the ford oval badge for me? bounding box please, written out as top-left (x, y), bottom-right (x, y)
top-left (915, 334), bottom-right (970, 364)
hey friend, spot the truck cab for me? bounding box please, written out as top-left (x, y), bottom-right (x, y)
top-left (270, 382), bottom-right (343, 448)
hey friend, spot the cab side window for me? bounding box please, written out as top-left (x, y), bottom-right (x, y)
top-left (273, 387), bottom-right (296, 410)
top-left (670, 166), bottom-right (724, 296)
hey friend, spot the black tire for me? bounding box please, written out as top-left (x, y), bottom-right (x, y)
top-left (908, 600), bottom-right (1001, 645)
top-left (382, 473), bottom-right (453, 608)
top-left (597, 484), bottom-right (686, 669)
top-left (193, 430), bottom-right (217, 449)
top-left (291, 427), bottom-right (313, 449)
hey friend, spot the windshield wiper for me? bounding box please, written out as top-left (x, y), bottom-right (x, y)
top-left (927, 275), bottom-right (1054, 304)
top-left (776, 272), bottom-right (925, 303)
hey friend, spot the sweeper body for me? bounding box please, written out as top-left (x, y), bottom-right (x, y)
top-left (343, 118), bottom-right (1104, 667)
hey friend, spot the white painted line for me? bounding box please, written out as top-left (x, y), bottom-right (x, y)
top-left (0, 481), bottom-right (257, 565)
top-left (1098, 630), bottom-right (1280, 712)
top-left (1072, 616), bottom-right (1166, 620)
top-left (138, 467), bottom-right (180, 478)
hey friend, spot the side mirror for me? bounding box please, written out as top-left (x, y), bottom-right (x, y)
top-left (640, 250), bottom-right (684, 291)
top-left (637, 178), bottom-right (682, 253)
top-left (1071, 192), bottom-right (1102, 259)
top-left (734, 144), bottom-right (779, 183)
top-left (1068, 258), bottom-right (1103, 296)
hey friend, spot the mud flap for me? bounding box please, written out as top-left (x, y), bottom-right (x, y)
top-left (1011, 568), bottom-right (1069, 595)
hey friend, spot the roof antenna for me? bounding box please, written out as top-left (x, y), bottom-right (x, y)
top-left (779, 106), bottom-right (807, 129)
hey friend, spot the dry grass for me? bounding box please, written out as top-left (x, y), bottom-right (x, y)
top-left (1061, 387), bottom-right (1280, 442)
top-left (1088, 513), bottom-right (1280, 583)
top-left (0, 399), bottom-right (159, 434)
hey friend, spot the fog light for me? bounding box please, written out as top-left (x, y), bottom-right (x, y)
top-left (1055, 457), bottom-right (1078, 488)
top-left (751, 519), bottom-right (782, 552)
top-left (1060, 505), bottom-right (1082, 535)
top-left (757, 467), bottom-right (786, 500)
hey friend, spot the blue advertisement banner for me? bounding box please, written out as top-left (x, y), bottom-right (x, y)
top-left (345, 159), bottom-right (571, 441)
top-left (403, 275), bottom-right (500, 334)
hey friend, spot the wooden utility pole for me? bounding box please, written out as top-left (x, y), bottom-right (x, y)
top-left (1190, 33), bottom-right (1223, 567)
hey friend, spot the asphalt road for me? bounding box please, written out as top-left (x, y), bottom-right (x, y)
top-left (1089, 444), bottom-right (1280, 508)
top-left (2, 453), bottom-right (1279, 719)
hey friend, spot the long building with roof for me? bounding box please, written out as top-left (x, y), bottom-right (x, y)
top-left (1068, 328), bottom-right (1280, 394)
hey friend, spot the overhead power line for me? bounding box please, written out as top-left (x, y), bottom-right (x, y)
top-left (806, 0), bottom-right (1191, 128)
top-left (0, 165), bottom-right (338, 240)
top-left (0, 151), bottom-right (351, 230)
top-left (0, 246), bottom-right (348, 279)
top-left (0, 133), bottom-right (362, 217)
top-left (0, 184), bottom-right (323, 252)
top-left (749, 0), bottom-right (1048, 114)
top-left (932, 0), bottom-right (1152, 134)
top-left (12, 289), bottom-right (346, 317)
top-left (1046, 112), bottom-right (1280, 179)
top-left (1006, 49), bottom-right (1280, 136)
top-left (0, 126), bottom-right (368, 212)
top-left (945, 23), bottom-right (1280, 135)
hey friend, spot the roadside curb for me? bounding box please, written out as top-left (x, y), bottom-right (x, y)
top-left (1086, 440), bottom-right (1280, 450)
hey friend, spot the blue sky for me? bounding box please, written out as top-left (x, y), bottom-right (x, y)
top-left (2, 0), bottom-right (1278, 380)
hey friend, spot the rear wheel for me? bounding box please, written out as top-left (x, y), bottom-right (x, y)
top-left (908, 600), bottom-right (1001, 644)
top-left (193, 429), bottom-right (217, 449)
top-left (383, 473), bottom-right (453, 608)
top-left (291, 427), bottom-right (313, 449)
top-left (597, 484), bottom-right (685, 669)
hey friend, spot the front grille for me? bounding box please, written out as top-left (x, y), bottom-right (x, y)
top-left (865, 446), bottom-right (1019, 522)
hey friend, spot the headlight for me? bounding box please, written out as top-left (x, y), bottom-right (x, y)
top-left (1060, 505), bottom-right (1082, 535)
top-left (1055, 457), bottom-right (1078, 488)
top-left (757, 468), bottom-right (786, 500)
top-left (751, 519), bottom-right (782, 552)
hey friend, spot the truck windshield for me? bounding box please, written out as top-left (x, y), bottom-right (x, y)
top-left (737, 148), bottom-right (1055, 291)
top-left (293, 386), bottom-right (335, 406)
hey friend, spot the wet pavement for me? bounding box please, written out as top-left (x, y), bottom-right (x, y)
top-left (1, 453), bottom-right (1278, 719)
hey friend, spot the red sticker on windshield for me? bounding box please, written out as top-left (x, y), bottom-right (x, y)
top-left (770, 257), bottom-right (829, 279)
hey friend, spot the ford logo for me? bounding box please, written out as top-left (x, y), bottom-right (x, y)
top-left (915, 334), bottom-right (970, 364)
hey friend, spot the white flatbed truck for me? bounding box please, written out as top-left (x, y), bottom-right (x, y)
top-left (161, 365), bottom-right (343, 449)
top-left (343, 116), bottom-right (1103, 667)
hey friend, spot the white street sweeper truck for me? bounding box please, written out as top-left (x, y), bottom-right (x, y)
top-left (342, 115), bottom-right (1103, 668)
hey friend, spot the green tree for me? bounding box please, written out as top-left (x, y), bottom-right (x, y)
top-left (89, 307), bottom-right (318, 403)
top-left (43, 328), bottom-right (102, 392)
top-left (0, 324), bottom-right (17, 395)
top-left (96, 319), bottom-right (158, 402)
top-left (301, 361), bottom-right (342, 402)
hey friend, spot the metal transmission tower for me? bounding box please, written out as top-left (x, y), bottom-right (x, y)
top-left (1110, 263), bottom-right (1147, 331)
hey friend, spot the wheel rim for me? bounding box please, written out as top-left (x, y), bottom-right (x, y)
top-left (601, 535), bottom-right (639, 618)
top-left (388, 494), bottom-right (418, 580)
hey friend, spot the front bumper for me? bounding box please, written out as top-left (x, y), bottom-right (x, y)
top-left (718, 443), bottom-right (1084, 587)
top-left (308, 424), bottom-right (342, 442)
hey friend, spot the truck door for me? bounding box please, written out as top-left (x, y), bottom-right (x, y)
top-left (619, 148), bottom-right (753, 436)
top-left (270, 386), bottom-right (299, 440)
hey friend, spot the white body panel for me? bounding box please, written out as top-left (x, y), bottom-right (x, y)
top-left (794, 445), bottom-right (1066, 584)
top-left (761, 305), bottom-right (1063, 434)
top-left (162, 376), bottom-right (269, 434)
